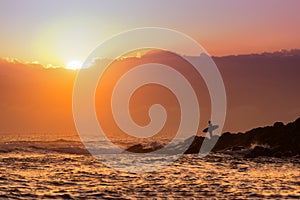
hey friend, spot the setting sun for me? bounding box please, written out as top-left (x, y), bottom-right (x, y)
top-left (66, 60), bottom-right (83, 70)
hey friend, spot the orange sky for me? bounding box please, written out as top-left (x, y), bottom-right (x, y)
top-left (1, 50), bottom-right (300, 136)
top-left (0, 1), bottom-right (300, 139)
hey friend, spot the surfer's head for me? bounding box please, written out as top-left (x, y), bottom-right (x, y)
top-left (208, 120), bottom-right (211, 124)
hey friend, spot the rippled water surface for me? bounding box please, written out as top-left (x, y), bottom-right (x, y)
top-left (0, 150), bottom-right (299, 199)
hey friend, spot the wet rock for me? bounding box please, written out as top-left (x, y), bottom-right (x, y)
top-left (273, 151), bottom-right (283, 158)
top-left (125, 144), bottom-right (162, 153)
top-left (245, 146), bottom-right (272, 158)
top-left (231, 146), bottom-right (245, 151)
top-left (184, 136), bottom-right (204, 154)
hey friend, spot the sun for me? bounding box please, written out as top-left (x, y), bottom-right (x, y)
top-left (66, 60), bottom-right (83, 70)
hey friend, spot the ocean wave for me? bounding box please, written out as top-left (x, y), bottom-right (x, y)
top-left (0, 140), bottom-right (89, 155)
top-left (0, 140), bottom-right (170, 155)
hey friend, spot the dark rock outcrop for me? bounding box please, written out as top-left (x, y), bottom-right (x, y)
top-left (125, 117), bottom-right (300, 157)
top-left (126, 143), bottom-right (163, 153)
top-left (244, 146), bottom-right (272, 158)
top-left (212, 117), bottom-right (300, 157)
top-left (183, 136), bottom-right (205, 154)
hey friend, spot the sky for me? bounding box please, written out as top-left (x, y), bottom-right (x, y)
top-left (0, 0), bottom-right (299, 67)
top-left (1, 51), bottom-right (300, 135)
top-left (0, 1), bottom-right (299, 137)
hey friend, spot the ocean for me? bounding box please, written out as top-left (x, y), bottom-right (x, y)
top-left (0, 133), bottom-right (299, 199)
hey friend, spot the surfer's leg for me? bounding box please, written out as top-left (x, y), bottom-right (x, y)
top-left (209, 130), bottom-right (213, 139)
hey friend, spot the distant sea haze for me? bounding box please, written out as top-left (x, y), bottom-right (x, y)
top-left (0, 49), bottom-right (299, 135)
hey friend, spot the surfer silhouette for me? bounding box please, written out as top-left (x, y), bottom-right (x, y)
top-left (203, 120), bottom-right (219, 139)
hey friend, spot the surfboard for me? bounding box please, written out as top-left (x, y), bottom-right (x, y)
top-left (202, 125), bottom-right (219, 133)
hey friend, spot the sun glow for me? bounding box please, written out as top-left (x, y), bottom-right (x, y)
top-left (66, 60), bottom-right (83, 70)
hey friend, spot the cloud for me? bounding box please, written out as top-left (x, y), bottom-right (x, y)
top-left (1, 57), bottom-right (63, 69)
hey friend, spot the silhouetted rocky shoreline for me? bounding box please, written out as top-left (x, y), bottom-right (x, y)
top-left (126, 117), bottom-right (300, 158)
